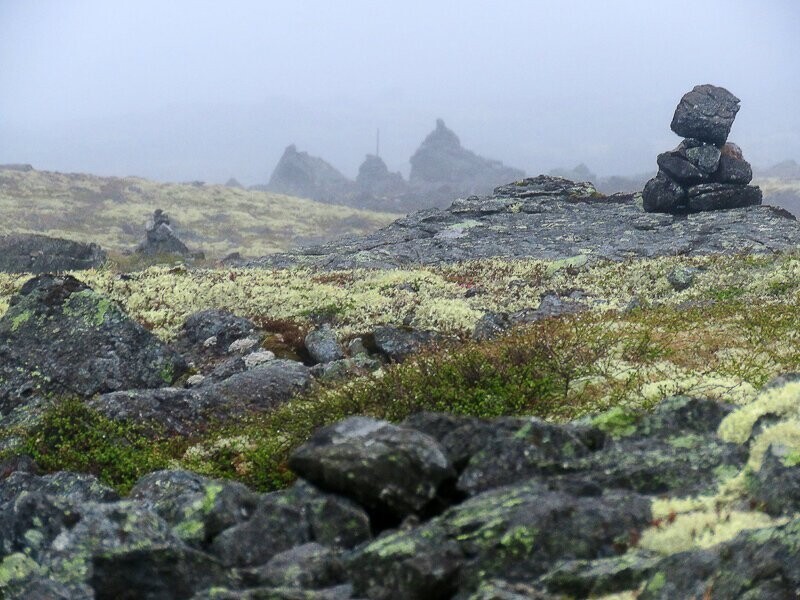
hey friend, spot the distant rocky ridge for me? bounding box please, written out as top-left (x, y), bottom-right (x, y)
top-left (263, 119), bottom-right (525, 213)
top-left (247, 175), bottom-right (799, 271)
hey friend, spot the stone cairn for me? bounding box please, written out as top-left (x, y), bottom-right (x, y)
top-left (643, 84), bottom-right (761, 213)
top-left (136, 208), bottom-right (192, 256)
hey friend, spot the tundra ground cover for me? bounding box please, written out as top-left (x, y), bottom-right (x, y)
top-left (2, 251), bottom-right (800, 557)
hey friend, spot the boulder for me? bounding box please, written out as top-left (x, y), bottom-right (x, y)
top-left (210, 492), bottom-right (312, 567)
top-left (656, 150), bottom-right (709, 186)
top-left (239, 543), bottom-right (344, 590)
top-left (748, 444), bottom-right (800, 516)
top-left (177, 309), bottom-right (259, 357)
top-left (686, 183), bottom-right (762, 212)
top-left (642, 172), bottom-right (686, 213)
top-left (347, 480), bottom-right (651, 599)
top-left (714, 143), bottom-right (753, 184)
top-left (129, 470), bottom-right (259, 545)
top-left (0, 275), bottom-right (187, 415)
top-left (670, 84), bottom-right (740, 145)
top-left (87, 388), bottom-right (217, 436)
top-left (289, 417), bottom-right (455, 521)
top-left (305, 325), bottom-right (345, 364)
top-left (0, 500), bottom-right (226, 599)
top-left (372, 325), bottom-right (440, 362)
top-left (0, 234), bottom-right (106, 274)
top-left (209, 359), bottom-right (311, 411)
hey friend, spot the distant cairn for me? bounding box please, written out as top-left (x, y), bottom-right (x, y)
top-left (136, 209), bottom-right (192, 257)
top-left (643, 84), bottom-right (761, 213)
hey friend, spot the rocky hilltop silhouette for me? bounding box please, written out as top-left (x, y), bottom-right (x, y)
top-left (264, 119), bottom-right (525, 213)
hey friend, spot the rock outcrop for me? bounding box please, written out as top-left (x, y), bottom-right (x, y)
top-left (264, 120), bottom-right (526, 213)
top-left (136, 209), bottom-right (193, 257)
top-left (409, 118), bottom-right (525, 199)
top-left (248, 175), bottom-right (799, 270)
top-left (0, 275), bottom-right (187, 418)
top-left (643, 84), bottom-right (762, 213)
top-left (0, 234), bottom-right (106, 273)
top-left (266, 144), bottom-right (356, 203)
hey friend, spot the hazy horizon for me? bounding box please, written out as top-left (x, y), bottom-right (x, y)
top-left (1, 0), bottom-right (798, 185)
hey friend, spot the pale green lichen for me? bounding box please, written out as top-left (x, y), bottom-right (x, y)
top-left (718, 381), bottom-right (800, 444)
top-left (10, 309), bottom-right (32, 331)
top-left (0, 552), bottom-right (42, 587)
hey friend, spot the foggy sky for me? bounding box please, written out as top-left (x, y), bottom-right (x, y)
top-left (1, 0), bottom-right (799, 185)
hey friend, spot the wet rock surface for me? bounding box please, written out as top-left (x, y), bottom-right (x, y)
top-left (0, 233), bottom-right (106, 274)
top-left (247, 175), bottom-right (798, 270)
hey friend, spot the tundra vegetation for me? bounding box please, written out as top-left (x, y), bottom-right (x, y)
top-left (2, 248), bottom-right (800, 569)
top-left (0, 168), bottom-right (396, 259)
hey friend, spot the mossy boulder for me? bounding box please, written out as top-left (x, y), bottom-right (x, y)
top-left (129, 469), bottom-right (259, 546)
top-left (347, 480), bottom-right (652, 599)
top-left (0, 274), bottom-right (186, 416)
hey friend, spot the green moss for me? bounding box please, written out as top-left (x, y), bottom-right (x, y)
top-left (644, 571), bottom-right (666, 594)
top-left (783, 451), bottom-right (800, 467)
top-left (498, 525), bottom-right (538, 555)
top-left (10, 309), bottom-right (32, 331)
top-left (17, 398), bottom-right (173, 494)
top-left (592, 406), bottom-right (639, 438)
top-left (0, 552), bottom-right (41, 586)
top-left (159, 362), bottom-right (175, 385)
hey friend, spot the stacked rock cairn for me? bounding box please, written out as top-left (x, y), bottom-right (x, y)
top-left (643, 84), bottom-right (761, 213)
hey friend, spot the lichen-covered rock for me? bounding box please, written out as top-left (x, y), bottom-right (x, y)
top-left (287, 481), bottom-right (372, 550)
top-left (305, 325), bottom-right (345, 364)
top-left (537, 551), bottom-right (661, 597)
top-left (670, 84), bottom-right (740, 145)
top-left (372, 325), bottom-right (440, 362)
top-left (177, 309), bottom-right (259, 358)
top-left (457, 396), bottom-right (745, 496)
top-left (642, 172), bottom-right (687, 213)
top-left (289, 417), bottom-right (455, 521)
top-left (0, 274), bottom-right (187, 415)
top-left (464, 579), bottom-right (566, 599)
top-left (347, 480), bottom-right (652, 599)
top-left (240, 543), bottom-right (344, 590)
top-left (129, 469), bottom-right (259, 546)
top-left (748, 444), bottom-right (800, 516)
top-left (0, 234), bottom-right (106, 274)
top-left (1, 500), bottom-right (226, 599)
top-left (455, 418), bottom-right (605, 495)
top-left (309, 356), bottom-right (381, 382)
top-left (208, 359), bottom-right (311, 412)
top-left (210, 491), bottom-right (311, 567)
top-left (472, 292), bottom-right (586, 341)
top-left (190, 584), bottom-right (356, 600)
top-left (250, 175), bottom-right (799, 270)
top-left (639, 517), bottom-right (800, 599)
top-left (87, 387), bottom-right (219, 436)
